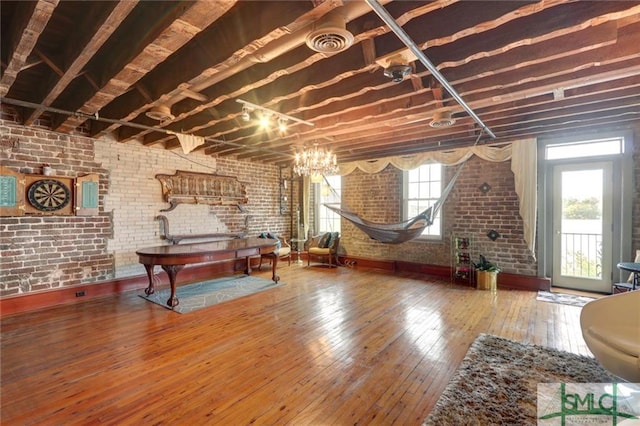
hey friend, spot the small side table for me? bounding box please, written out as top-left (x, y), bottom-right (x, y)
top-left (614, 262), bottom-right (640, 292)
top-left (290, 238), bottom-right (307, 264)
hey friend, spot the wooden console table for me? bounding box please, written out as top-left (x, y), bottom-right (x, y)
top-left (136, 237), bottom-right (279, 308)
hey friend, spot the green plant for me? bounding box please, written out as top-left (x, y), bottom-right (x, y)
top-left (473, 255), bottom-right (501, 272)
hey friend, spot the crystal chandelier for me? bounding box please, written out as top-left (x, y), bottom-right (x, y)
top-left (293, 144), bottom-right (338, 177)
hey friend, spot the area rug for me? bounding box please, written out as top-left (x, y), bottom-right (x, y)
top-left (139, 275), bottom-right (284, 313)
top-left (423, 334), bottom-right (620, 425)
top-left (536, 290), bottom-right (596, 307)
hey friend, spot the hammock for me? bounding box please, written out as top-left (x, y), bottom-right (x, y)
top-left (324, 163), bottom-right (464, 244)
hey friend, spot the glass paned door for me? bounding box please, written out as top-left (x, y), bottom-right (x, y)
top-left (552, 162), bottom-right (612, 292)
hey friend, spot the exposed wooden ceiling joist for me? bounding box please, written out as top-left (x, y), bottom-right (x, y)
top-left (1, 0), bottom-right (638, 166)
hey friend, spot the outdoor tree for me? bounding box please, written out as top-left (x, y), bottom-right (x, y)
top-left (563, 197), bottom-right (601, 219)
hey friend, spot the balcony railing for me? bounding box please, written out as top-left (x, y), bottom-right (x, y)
top-left (561, 232), bottom-right (602, 278)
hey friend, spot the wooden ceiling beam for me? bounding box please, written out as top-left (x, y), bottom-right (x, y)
top-left (0, 0), bottom-right (59, 97)
top-left (54, 0), bottom-right (236, 133)
top-left (24, 1), bottom-right (138, 125)
top-left (136, 0), bottom-right (631, 152)
top-left (89, 0), bottom-right (330, 139)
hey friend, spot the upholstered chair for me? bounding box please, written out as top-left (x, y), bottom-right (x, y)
top-left (258, 234), bottom-right (291, 270)
top-left (580, 290), bottom-right (640, 382)
top-left (307, 232), bottom-right (340, 267)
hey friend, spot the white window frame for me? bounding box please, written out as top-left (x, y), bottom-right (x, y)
top-left (315, 175), bottom-right (341, 234)
top-left (403, 163), bottom-right (443, 239)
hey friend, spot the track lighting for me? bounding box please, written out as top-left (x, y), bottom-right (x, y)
top-left (241, 106), bottom-right (251, 122)
top-left (236, 99), bottom-right (314, 129)
top-left (278, 117), bottom-right (288, 133)
top-left (259, 113), bottom-right (271, 129)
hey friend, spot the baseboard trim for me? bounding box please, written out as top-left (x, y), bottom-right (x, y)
top-left (1, 257), bottom-right (550, 317)
top-left (342, 255), bottom-right (551, 291)
top-left (0, 259), bottom-right (244, 318)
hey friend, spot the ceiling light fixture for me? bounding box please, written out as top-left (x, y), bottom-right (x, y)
top-left (383, 63), bottom-right (412, 83)
top-left (241, 106), bottom-right (251, 122)
top-left (293, 144), bottom-right (338, 178)
top-left (236, 99), bottom-right (314, 128)
top-left (278, 117), bottom-right (288, 133)
top-left (259, 113), bottom-right (271, 129)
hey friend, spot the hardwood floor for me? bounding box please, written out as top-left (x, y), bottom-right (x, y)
top-left (0, 265), bottom-right (593, 425)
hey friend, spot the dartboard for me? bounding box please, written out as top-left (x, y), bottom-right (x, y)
top-left (27, 179), bottom-right (71, 211)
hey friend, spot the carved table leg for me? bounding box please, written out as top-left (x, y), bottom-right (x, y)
top-left (143, 264), bottom-right (156, 295)
top-left (161, 264), bottom-right (184, 308)
top-left (271, 254), bottom-right (279, 283)
top-left (245, 256), bottom-right (252, 276)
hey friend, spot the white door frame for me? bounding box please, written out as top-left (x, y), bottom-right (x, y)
top-left (551, 162), bottom-right (613, 292)
top-left (537, 132), bottom-right (633, 293)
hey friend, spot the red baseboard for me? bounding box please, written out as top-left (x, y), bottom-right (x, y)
top-left (342, 255), bottom-right (550, 291)
top-left (1, 257), bottom-right (550, 317)
top-left (0, 259), bottom-right (245, 318)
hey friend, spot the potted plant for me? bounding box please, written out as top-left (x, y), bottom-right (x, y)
top-left (473, 255), bottom-right (501, 291)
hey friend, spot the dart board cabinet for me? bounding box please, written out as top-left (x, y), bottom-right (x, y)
top-left (24, 175), bottom-right (74, 215)
top-left (0, 166), bottom-right (99, 216)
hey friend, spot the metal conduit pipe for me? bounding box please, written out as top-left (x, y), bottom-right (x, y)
top-left (0, 96), bottom-right (294, 158)
top-left (364, 0), bottom-right (496, 140)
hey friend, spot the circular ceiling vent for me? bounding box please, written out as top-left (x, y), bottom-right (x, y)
top-left (146, 104), bottom-right (174, 121)
top-left (305, 13), bottom-right (354, 54)
top-left (429, 110), bottom-right (456, 128)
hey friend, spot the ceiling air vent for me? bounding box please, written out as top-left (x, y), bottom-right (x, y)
top-left (146, 104), bottom-right (174, 121)
top-left (429, 110), bottom-right (456, 128)
top-left (305, 12), bottom-right (354, 54)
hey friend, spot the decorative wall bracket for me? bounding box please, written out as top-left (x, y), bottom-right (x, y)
top-left (155, 170), bottom-right (248, 212)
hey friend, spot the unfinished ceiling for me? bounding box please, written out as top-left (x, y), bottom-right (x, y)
top-left (2, 1), bottom-right (639, 166)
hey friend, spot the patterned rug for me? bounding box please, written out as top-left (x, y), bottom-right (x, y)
top-left (139, 275), bottom-right (284, 313)
top-left (424, 334), bottom-right (623, 425)
top-left (536, 290), bottom-right (596, 307)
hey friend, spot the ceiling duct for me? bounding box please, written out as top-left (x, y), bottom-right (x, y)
top-left (145, 104), bottom-right (174, 121)
top-left (429, 110), bottom-right (456, 128)
top-left (305, 11), bottom-right (354, 54)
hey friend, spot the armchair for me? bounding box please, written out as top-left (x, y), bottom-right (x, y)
top-left (258, 234), bottom-right (291, 270)
top-left (307, 232), bottom-right (340, 267)
top-left (580, 291), bottom-right (640, 381)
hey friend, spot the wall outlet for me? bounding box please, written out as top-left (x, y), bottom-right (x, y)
top-left (75, 291), bottom-right (86, 297)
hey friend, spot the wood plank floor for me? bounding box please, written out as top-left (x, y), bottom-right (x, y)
top-left (0, 265), bottom-right (594, 425)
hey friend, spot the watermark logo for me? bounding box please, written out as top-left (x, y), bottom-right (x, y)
top-left (538, 383), bottom-right (640, 425)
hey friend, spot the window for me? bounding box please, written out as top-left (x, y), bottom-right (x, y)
top-left (317, 175), bottom-right (341, 233)
top-left (545, 138), bottom-right (623, 160)
top-left (404, 163), bottom-right (442, 238)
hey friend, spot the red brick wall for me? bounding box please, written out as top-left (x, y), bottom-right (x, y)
top-left (0, 118), bottom-right (291, 296)
top-left (446, 157), bottom-right (535, 275)
top-left (340, 156), bottom-right (536, 275)
top-left (1, 125), bottom-right (113, 294)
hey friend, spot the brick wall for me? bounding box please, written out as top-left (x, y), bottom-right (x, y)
top-left (0, 124), bottom-right (112, 294)
top-left (1, 120), bottom-right (289, 295)
top-left (339, 132), bottom-right (640, 276)
top-left (340, 156), bottom-right (536, 274)
top-left (2, 113), bottom-right (638, 295)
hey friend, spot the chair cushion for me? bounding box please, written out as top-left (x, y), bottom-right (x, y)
top-left (326, 232), bottom-right (339, 249)
top-left (258, 232), bottom-right (281, 249)
top-left (275, 247), bottom-right (291, 257)
top-left (318, 233), bottom-right (331, 248)
top-left (309, 247), bottom-right (331, 255)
